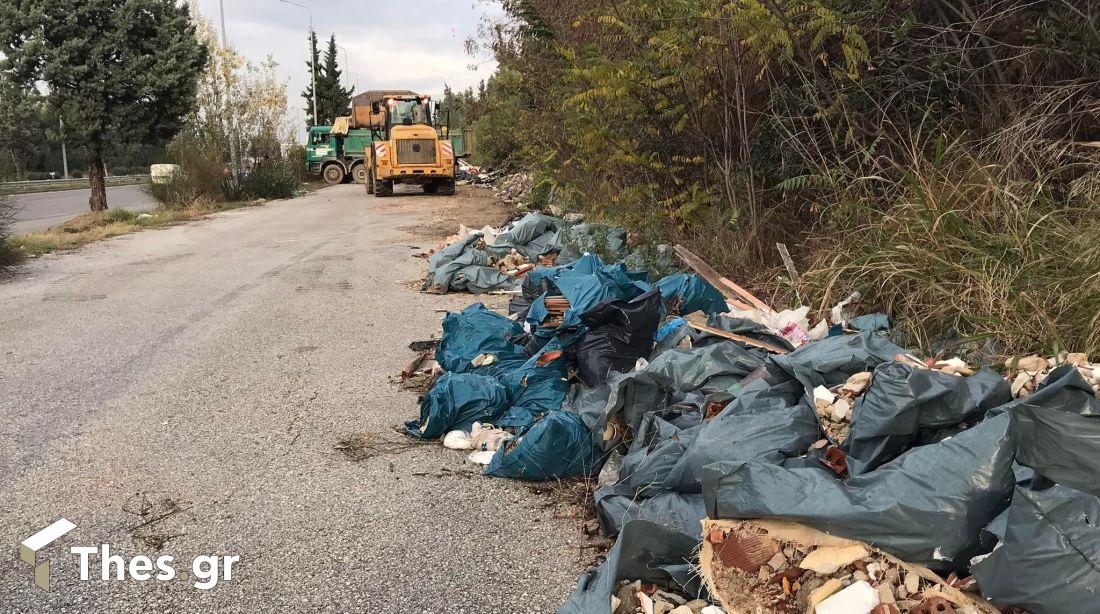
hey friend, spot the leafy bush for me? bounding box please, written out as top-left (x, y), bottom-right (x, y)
top-left (105, 208), bottom-right (138, 223)
top-left (238, 159), bottom-right (298, 200)
top-left (147, 138), bottom-right (230, 209)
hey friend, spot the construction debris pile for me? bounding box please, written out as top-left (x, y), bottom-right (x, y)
top-left (403, 233), bottom-right (1100, 614)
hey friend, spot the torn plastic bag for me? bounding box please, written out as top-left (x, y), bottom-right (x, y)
top-left (666, 373), bottom-right (820, 493)
top-left (971, 483), bottom-right (1100, 614)
top-left (558, 520), bottom-right (703, 614)
top-left (704, 411), bottom-right (1016, 571)
top-left (595, 487), bottom-right (707, 538)
top-left (845, 363), bottom-right (1012, 476)
top-left (577, 341), bottom-right (766, 451)
top-left (848, 313), bottom-right (892, 332)
top-left (496, 340), bottom-right (569, 429)
top-left (558, 223), bottom-right (629, 263)
top-left (575, 289), bottom-right (663, 387)
top-left (656, 273), bottom-right (728, 315)
top-left (770, 331), bottom-right (904, 391)
top-left (404, 372), bottom-right (509, 439)
top-left (693, 314), bottom-right (795, 353)
top-left (617, 415), bottom-right (704, 497)
top-left (453, 266), bottom-right (517, 294)
top-left (1011, 365), bottom-right (1100, 496)
top-left (426, 233), bottom-right (485, 290)
top-left (485, 410), bottom-right (599, 480)
top-left (488, 213), bottom-right (563, 260)
top-left (436, 303), bottom-right (527, 375)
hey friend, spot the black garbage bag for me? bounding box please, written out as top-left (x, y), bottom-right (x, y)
top-left (558, 520), bottom-right (703, 614)
top-left (576, 289), bottom-right (663, 387)
top-left (971, 483), bottom-right (1100, 614)
top-left (845, 363), bottom-right (1012, 476)
top-left (704, 410), bottom-right (1017, 571)
top-left (1011, 365), bottom-right (1100, 496)
top-left (404, 372), bottom-right (509, 439)
top-left (595, 487), bottom-right (706, 538)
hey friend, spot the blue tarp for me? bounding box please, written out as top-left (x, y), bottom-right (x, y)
top-left (656, 273), bottom-right (728, 315)
top-left (436, 303), bottom-right (527, 376)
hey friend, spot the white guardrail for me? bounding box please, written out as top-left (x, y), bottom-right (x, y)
top-left (0, 175), bottom-right (151, 191)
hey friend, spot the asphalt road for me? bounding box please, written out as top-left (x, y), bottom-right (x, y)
top-left (0, 185), bottom-right (585, 612)
top-left (9, 185), bottom-right (155, 234)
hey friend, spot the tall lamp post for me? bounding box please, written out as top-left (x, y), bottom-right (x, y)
top-left (334, 42), bottom-right (351, 91)
top-left (280, 0), bottom-right (318, 126)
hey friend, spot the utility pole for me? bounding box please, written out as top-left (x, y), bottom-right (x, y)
top-left (280, 0), bottom-right (318, 126)
top-left (220, 0), bottom-right (241, 181)
top-left (59, 117), bottom-right (69, 179)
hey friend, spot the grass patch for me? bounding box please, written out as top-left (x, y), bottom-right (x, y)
top-left (5, 199), bottom-right (261, 258)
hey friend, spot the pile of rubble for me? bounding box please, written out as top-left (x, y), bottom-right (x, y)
top-left (400, 226), bottom-right (1100, 614)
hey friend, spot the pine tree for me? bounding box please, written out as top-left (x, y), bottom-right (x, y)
top-left (317, 35), bottom-right (352, 125)
top-left (0, 0), bottom-right (207, 211)
top-left (301, 31), bottom-right (321, 127)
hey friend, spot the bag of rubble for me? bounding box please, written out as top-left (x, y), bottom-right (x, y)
top-left (494, 340), bottom-right (570, 430)
top-left (487, 212), bottom-right (564, 261)
top-left (703, 409), bottom-right (1017, 571)
top-left (699, 518), bottom-right (999, 614)
top-left (485, 410), bottom-right (600, 480)
top-left (436, 303), bottom-right (528, 376)
top-left (404, 372), bottom-right (509, 439)
top-left (425, 232), bottom-right (516, 294)
top-left (576, 288), bottom-right (663, 387)
top-left (558, 520), bottom-right (706, 614)
top-left (968, 364), bottom-right (1100, 613)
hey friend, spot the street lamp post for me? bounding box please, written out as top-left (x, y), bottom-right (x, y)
top-left (280, 0), bottom-right (318, 126)
top-left (334, 42), bottom-right (351, 91)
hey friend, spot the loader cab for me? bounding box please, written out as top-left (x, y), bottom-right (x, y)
top-left (372, 96), bottom-right (433, 136)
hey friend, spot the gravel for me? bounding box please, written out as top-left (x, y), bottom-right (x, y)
top-left (0, 185), bottom-right (586, 612)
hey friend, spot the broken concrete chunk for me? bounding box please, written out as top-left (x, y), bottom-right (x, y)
top-left (699, 607), bottom-right (725, 614)
top-left (808, 578), bottom-right (844, 611)
top-left (766, 551), bottom-right (788, 572)
top-left (839, 371), bottom-right (873, 394)
top-left (816, 580), bottom-right (879, 614)
top-left (800, 544), bottom-right (870, 574)
top-left (876, 583), bottom-right (896, 604)
top-left (904, 571), bottom-right (920, 594)
top-left (830, 399), bottom-right (851, 422)
top-left (1009, 355), bottom-right (1047, 373)
top-left (814, 385), bottom-right (837, 410)
top-left (471, 353), bottom-right (497, 367)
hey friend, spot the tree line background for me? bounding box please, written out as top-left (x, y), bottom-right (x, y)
top-left (449, 0), bottom-right (1100, 357)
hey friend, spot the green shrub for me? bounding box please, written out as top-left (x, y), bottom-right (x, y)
top-left (105, 208), bottom-right (138, 223)
top-left (238, 159), bottom-right (298, 200)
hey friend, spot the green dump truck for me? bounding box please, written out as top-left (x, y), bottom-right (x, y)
top-left (305, 117), bottom-right (373, 185)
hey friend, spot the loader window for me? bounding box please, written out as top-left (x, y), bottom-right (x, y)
top-left (388, 100), bottom-right (431, 127)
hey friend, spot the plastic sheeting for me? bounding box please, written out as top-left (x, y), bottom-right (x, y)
top-left (436, 303), bottom-right (527, 376)
top-left (425, 233), bottom-right (516, 294)
top-left (576, 289), bottom-right (663, 387)
top-left (405, 372), bottom-right (509, 439)
top-left (486, 411), bottom-right (600, 480)
top-left (496, 341), bottom-right (570, 430)
top-left (844, 363), bottom-right (1012, 476)
top-left (558, 520), bottom-right (702, 614)
top-left (655, 273), bottom-right (728, 316)
top-left (595, 488), bottom-right (707, 539)
top-left (971, 483), bottom-right (1100, 613)
top-left (704, 411), bottom-right (1016, 571)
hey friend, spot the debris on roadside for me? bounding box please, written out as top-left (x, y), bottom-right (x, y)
top-left (395, 229), bottom-right (1100, 614)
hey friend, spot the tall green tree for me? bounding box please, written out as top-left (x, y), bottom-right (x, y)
top-left (0, 0), bottom-right (208, 211)
top-left (301, 31), bottom-right (321, 126)
top-left (317, 35), bottom-right (352, 125)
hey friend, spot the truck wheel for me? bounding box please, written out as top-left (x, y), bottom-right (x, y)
top-left (323, 164), bottom-right (345, 185)
top-left (422, 183), bottom-right (439, 194)
top-left (352, 164), bottom-right (368, 184)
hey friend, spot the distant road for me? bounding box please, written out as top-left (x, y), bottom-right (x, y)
top-left (9, 185), bottom-right (156, 233)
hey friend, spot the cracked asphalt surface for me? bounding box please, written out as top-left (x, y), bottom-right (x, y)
top-left (0, 185), bottom-right (586, 612)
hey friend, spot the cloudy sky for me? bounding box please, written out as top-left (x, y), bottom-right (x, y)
top-left (190, 0), bottom-right (504, 138)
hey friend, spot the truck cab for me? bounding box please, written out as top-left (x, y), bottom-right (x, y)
top-left (305, 123), bottom-right (372, 185)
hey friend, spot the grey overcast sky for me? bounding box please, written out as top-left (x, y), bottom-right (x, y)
top-left (190, 0), bottom-right (504, 138)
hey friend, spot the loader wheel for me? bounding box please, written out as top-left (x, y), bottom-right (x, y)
top-left (323, 164), bottom-right (345, 185)
top-left (439, 180), bottom-right (456, 196)
top-left (366, 169), bottom-right (375, 194)
top-left (352, 164), bottom-right (368, 184)
top-left (422, 183), bottom-right (439, 194)
top-left (373, 175), bottom-right (393, 197)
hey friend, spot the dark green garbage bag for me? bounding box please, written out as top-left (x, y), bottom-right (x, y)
top-left (436, 303), bottom-right (527, 376)
top-left (558, 520), bottom-right (703, 614)
top-left (404, 372), bottom-right (509, 439)
top-left (485, 410), bottom-right (600, 480)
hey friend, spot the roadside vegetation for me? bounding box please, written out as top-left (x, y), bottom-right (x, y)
top-left (457, 0), bottom-right (1100, 357)
top-left (0, 192), bottom-right (18, 273)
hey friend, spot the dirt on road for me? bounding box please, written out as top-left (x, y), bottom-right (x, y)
top-left (0, 185), bottom-right (587, 613)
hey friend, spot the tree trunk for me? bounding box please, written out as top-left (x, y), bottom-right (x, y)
top-left (88, 152), bottom-right (107, 212)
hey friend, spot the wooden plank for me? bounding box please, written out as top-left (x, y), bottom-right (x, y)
top-left (673, 244), bottom-right (773, 313)
top-left (684, 313), bottom-right (789, 354)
